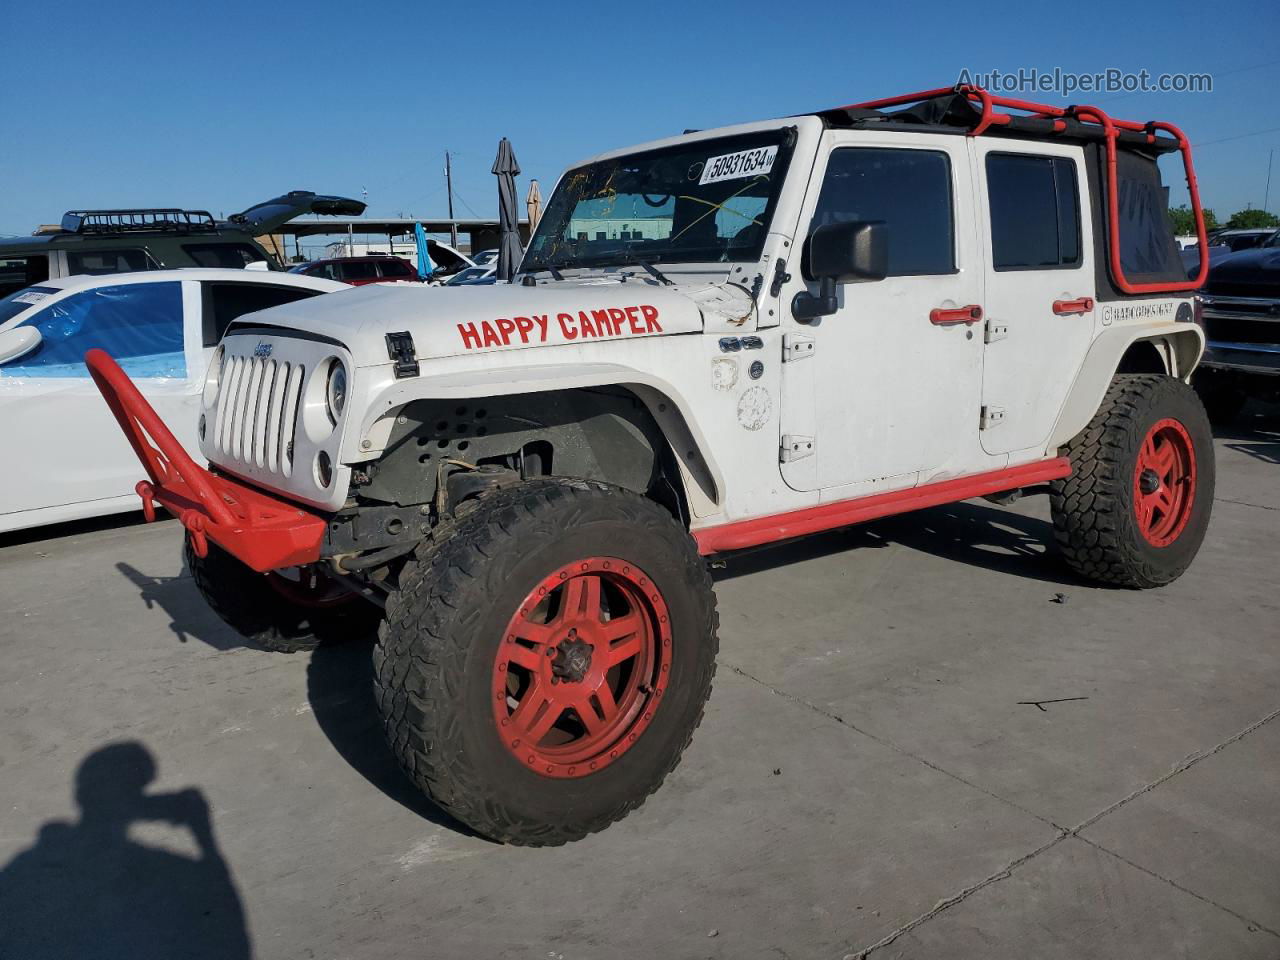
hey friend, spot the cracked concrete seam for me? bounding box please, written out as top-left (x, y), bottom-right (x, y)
top-left (1215, 496), bottom-right (1280, 513)
top-left (723, 661), bottom-right (1280, 958)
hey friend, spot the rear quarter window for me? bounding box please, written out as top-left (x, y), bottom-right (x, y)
top-left (182, 242), bottom-right (274, 269)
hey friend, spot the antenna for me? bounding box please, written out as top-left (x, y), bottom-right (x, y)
top-left (1265, 148), bottom-right (1275, 214)
top-left (445, 151), bottom-right (458, 249)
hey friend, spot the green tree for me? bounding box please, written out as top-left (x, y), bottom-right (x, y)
top-left (1226, 208), bottom-right (1280, 229)
top-left (1168, 204), bottom-right (1218, 234)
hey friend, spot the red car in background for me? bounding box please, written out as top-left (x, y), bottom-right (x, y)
top-left (288, 256), bottom-right (422, 286)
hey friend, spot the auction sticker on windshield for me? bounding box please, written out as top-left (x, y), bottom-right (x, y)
top-left (699, 146), bottom-right (778, 185)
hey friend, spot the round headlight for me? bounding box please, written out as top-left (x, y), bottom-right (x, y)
top-left (326, 361), bottom-right (347, 423)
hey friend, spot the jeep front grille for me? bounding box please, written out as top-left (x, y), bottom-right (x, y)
top-left (212, 353), bottom-right (304, 477)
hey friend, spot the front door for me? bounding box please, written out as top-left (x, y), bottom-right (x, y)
top-left (778, 132), bottom-right (987, 495)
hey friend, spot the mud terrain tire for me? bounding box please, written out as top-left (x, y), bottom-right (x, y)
top-left (374, 478), bottom-right (718, 846)
top-left (1051, 374), bottom-right (1214, 588)
top-left (185, 539), bottom-right (379, 653)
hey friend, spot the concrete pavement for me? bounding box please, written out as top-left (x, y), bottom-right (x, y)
top-left (1, 409), bottom-right (1277, 959)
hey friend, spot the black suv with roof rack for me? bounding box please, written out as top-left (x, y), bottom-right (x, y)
top-left (0, 190), bottom-right (365, 299)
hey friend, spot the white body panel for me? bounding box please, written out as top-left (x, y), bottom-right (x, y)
top-left (0, 270), bottom-right (344, 533)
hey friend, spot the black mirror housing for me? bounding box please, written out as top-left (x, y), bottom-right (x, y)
top-left (810, 220), bottom-right (888, 283)
top-left (793, 221), bottom-right (889, 322)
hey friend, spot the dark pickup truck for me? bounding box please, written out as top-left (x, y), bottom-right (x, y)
top-left (1194, 229), bottom-right (1280, 422)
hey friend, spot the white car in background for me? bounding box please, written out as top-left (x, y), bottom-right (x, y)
top-left (0, 269), bottom-right (345, 532)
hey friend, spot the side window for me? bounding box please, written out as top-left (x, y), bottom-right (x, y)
top-left (341, 261), bottom-right (378, 281)
top-left (0, 281), bottom-right (185, 379)
top-left (181, 242), bottom-right (273, 268)
top-left (66, 249), bottom-right (158, 276)
top-left (378, 259), bottom-right (414, 278)
top-left (986, 153), bottom-right (1081, 270)
top-left (0, 254), bottom-right (50, 298)
top-left (810, 148), bottom-right (955, 277)
top-left (203, 283), bottom-right (320, 345)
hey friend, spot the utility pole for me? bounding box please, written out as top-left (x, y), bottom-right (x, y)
top-left (445, 151), bottom-right (458, 249)
top-left (1265, 148), bottom-right (1275, 215)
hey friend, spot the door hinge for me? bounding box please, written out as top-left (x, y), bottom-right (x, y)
top-left (782, 333), bottom-right (815, 362)
top-left (780, 434), bottom-right (815, 462)
top-left (984, 319), bottom-right (1009, 343)
top-left (385, 331), bottom-right (419, 379)
top-left (980, 406), bottom-right (1006, 430)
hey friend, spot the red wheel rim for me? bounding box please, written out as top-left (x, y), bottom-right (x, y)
top-left (1133, 418), bottom-right (1197, 547)
top-left (265, 566), bottom-right (356, 609)
top-left (492, 557), bottom-right (671, 779)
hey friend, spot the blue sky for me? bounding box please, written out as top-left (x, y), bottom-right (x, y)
top-left (2, 0), bottom-right (1278, 238)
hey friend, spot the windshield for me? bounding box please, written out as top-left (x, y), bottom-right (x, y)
top-left (0, 285), bottom-right (58, 326)
top-left (525, 128), bottom-right (795, 271)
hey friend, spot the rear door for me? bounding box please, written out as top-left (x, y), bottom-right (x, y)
top-left (975, 143), bottom-right (1095, 455)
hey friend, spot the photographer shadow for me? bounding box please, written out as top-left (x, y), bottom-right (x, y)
top-left (110, 562), bottom-right (475, 837)
top-left (0, 742), bottom-right (251, 960)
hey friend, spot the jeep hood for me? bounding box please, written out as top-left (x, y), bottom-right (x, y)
top-left (232, 280), bottom-right (737, 367)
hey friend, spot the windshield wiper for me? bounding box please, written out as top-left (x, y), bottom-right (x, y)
top-left (615, 254), bottom-right (673, 286)
top-left (522, 260), bottom-right (565, 281)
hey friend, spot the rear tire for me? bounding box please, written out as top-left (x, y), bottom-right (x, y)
top-left (374, 478), bottom-right (718, 846)
top-left (185, 539), bottom-right (379, 653)
top-left (1051, 374), bottom-right (1214, 588)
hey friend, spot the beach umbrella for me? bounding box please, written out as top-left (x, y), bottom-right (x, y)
top-left (414, 222), bottom-right (434, 280)
top-left (493, 137), bottom-right (522, 281)
top-left (526, 179), bottom-right (543, 233)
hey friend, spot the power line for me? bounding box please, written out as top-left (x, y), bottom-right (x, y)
top-left (451, 190), bottom-right (484, 219)
top-left (1193, 125), bottom-right (1280, 148)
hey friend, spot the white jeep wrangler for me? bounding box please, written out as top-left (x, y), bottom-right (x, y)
top-left (91, 85), bottom-right (1214, 846)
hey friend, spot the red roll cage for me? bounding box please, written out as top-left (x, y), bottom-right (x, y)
top-left (839, 84), bottom-right (1209, 295)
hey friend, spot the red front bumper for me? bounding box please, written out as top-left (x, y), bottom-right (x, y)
top-left (86, 349), bottom-right (326, 573)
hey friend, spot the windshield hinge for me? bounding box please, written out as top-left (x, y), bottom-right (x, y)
top-left (769, 258), bottom-right (792, 298)
top-left (386, 331), bottom-right (419, 379)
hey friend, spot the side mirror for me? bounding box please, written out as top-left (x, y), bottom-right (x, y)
top-left (793, 221), bottom-right (888, 322)
top-left (0, 326), bottom-right (42, 366)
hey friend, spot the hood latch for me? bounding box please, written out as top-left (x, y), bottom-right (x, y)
top-left (386, 331), bottom-right (419, 378)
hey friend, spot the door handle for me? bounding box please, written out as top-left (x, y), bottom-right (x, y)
top-left (930, 304), bottom-right (983, 326)
top-left (1052, 297), bottom-right (1094, 316)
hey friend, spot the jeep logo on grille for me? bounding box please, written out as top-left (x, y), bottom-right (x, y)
top-left (253, 342), bottom-right (273, 358)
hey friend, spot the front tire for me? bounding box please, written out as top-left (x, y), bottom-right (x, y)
top-left (185, 539), bottom-right (379, 653)
top-left (1051, 374), bottom-right (1214, 588)
top-left (374, 478), bottom-right (718, 846)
